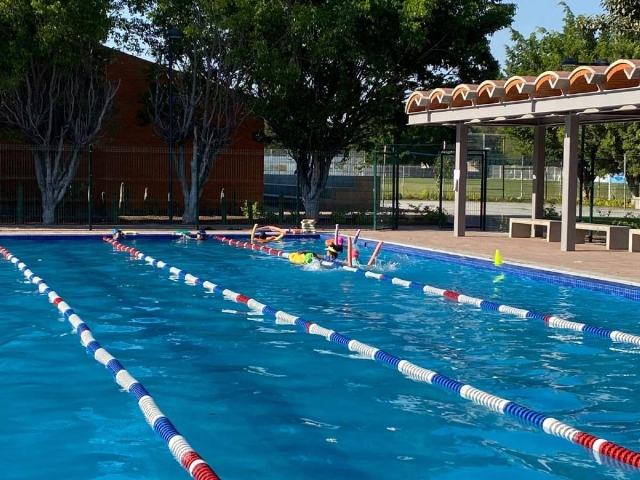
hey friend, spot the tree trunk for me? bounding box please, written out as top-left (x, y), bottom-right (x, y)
top-left (302, 195), bottom-right (321, 221)
top-left (297, 151), bottom-right (332, 221)
top-left (182, 190), bottom-right (198, 224)
top-left (41, 192), bottom-right (56, 225)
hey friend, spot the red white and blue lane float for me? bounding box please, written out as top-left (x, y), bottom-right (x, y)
top-left (213, 235), bottom-right (640, 349)
top-left (103, 237), bottom-right (640, 468)
top-left (0, 245), bottom-right (221, 480)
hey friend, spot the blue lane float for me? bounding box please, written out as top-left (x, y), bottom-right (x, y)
top-left (0, 246), bottom-right (221, 480)
top-left (104, 237), bottom-right (640, 468)
top-left (214, 235), bottom-right (640, 349)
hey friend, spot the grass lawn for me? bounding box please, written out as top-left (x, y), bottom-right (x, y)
top-left (383, 177), bottom-right (633, 203)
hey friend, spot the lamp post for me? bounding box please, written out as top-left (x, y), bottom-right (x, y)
top-left (559, 58), bottom-right (610, 232)
top-left (167, 27), bottom-right (183, 225)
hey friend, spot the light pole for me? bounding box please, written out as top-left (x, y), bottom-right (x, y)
top-left (167, 27), bottom-right (183, 225)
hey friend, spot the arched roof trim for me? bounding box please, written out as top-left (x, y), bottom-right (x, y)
top-left (428, 88), bottom-right (454, 110)
top-left (606, 59), bottom-right (640, 81)
top-left (404, 59), bottom-right (640, 124)
top-left (534, 71), bottom-right (570, 94)
top-left (503, 76), bottom-right (536, 96)
top-left (405, 91), bottom-right (430, 114)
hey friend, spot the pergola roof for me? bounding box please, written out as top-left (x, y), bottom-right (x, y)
top-left (405, 59), bottom-right (640, 127)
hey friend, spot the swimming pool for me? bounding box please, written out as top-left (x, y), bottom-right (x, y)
top-left (1, 235), bottom-right (640, 480)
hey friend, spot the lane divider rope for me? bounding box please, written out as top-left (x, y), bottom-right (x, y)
top-left (214, 235), bottom-right (640, 349)
top-left (104, 237), bottom-right (640, 468)
top-left (0, 246), bottom-right (221, 480)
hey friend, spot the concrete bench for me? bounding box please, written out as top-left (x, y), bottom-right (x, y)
top-left (509, 218), bottom-right (561, 242)
top-left (575, 223), bottom-right (630, 250)
top-left (629, 229), bottom-right (640, 252)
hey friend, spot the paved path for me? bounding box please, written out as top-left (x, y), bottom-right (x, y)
top-left (395, 200), bottom-right (635, 218)
top-left (336, 227), bottom-right (640, 286)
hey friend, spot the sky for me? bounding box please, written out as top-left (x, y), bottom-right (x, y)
top-left (490, 0), bottom-right (605, 68)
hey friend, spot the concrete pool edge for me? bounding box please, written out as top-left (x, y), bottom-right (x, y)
top-left (353, 237), bottom-right (640, 301)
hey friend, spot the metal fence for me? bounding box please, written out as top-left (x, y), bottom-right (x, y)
top-left (0, 144), bottom-right (266, 227)
top-left (1, 143), bottom-right (636, 229)
top-left (0, 145), bottom-right (382, 227)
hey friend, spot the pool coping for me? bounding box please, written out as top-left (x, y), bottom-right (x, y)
top-left (351, 236), bottom-right (640, 302)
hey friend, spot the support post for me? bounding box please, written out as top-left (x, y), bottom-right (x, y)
top-left (561, 115), bottom-right (579, 251)
top-left (454, 123), bottom-right (468, 237)
top-left (532, 126), bottom-right (545, 237)
top-left (532, 126), bottom-right (545, 219)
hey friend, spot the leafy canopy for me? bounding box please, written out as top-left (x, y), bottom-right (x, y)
top-left (215, 0), bottom-right (515, 153)
top-left (503, 2), bottom-right (640, 192)
top-left (0, 0), bottom-right (113, 86)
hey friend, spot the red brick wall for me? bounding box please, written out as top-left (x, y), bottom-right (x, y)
top-left (0, 49), bottom-right (265, 221)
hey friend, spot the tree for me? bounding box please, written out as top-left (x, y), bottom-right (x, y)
top-left (0, 1), bottom-right (118, 224)
top-left (137, 1), bottom-right (251, 224)
top-left (211, 0), bottom-right (515, 219)
top-left (503, 2), bottom-right (640, 197)
top-left (581, 0), bottom-right (640, 32)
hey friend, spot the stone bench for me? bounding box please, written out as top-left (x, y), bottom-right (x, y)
top-left (575, 223), bottom-right (630, 250)
top-left (629, 229), bottom-right (640, 252)
top-left (509, 218), bottom-right (561, 242)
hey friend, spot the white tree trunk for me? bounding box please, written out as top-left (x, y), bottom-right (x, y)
top-left (41, 192), bottom-right (56, 225)
top-left (302, 195), bottom-right (321, 221)
top-left (182, 189), bottom-right (198, 224)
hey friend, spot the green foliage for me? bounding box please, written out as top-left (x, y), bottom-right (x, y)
top-left (211, 0), bottom-right (514, 217)
top-left (502, 2), bottom-right (640, 194)
top-left (0, 0), bottom-right (113, 87)
top-left (241, 200), bottom-right (259, 219)
top-left (404, 203), bottom-right (447, 225)
top-left (330, 210), bottom-right (347, 225)
top-left (543, 205), bottom-right (560, 220)
top-left (612, 212), bottom-right (640, 228)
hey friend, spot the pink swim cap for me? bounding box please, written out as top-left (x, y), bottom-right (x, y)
top-left (351, 250), bottom-right (359, 257)
top-left (337, 237), bottom-right (344, 245)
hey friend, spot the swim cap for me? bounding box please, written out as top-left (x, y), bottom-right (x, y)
top-left (113, 229), bottom-right (118, 234)
top-left (337, 237), bottom-right (344, 245)
top-left (304, 253), bottom-right (314, 263)
top-left (351, 249), bottom-right (360, 257)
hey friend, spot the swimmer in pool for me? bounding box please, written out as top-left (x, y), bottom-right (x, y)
top-left (196, 229), bottom-right (208, 241)
top-left (255, 231), bottom-right (280, 243)
top-left (112, 229), bottom-right (126, 241)
top-left (349, 246), bottom-right (363, 266)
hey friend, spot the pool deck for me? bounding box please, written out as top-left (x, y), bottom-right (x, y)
top-left (0, 226), bottom-right (638, 287)
top-left (343, 227), bottom-right (640, 287)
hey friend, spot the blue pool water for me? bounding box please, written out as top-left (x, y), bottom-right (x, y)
top-left (1, 236), bottom-right (640, 480)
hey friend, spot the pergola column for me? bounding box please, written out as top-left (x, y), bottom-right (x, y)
top-left (532, 126), bottom-right (546, 218)
top-left (532, 126), bottom-right (546, 237)
top-left (561, 115), bottom-right (579, 251)
top-left (454, 123), bottom-right (468, 237)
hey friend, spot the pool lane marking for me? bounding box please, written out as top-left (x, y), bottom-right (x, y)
top-left (0, 246), bottom-right (221, 480)
top-left (213, 235), bottom-right (640, 349)
top-left (104, 237), bottom-right (640, 468)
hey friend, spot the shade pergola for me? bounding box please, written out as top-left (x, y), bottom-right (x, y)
top-left (405, 59), bottom-right (640, 251)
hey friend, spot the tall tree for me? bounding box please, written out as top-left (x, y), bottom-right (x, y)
top-left (581, 0), bottom-right (640, 32)
top-left (137, 1), bottom-right (251, 224)
top-left (0, 0), bottom-right (118, 224)
top-left (503, 2), bottom-right (640, 196)
top-left (210, 0), bottom-right (515, 219)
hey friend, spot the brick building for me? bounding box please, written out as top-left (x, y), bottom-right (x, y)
top-left (0, 49), bottom-right (264, 224)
